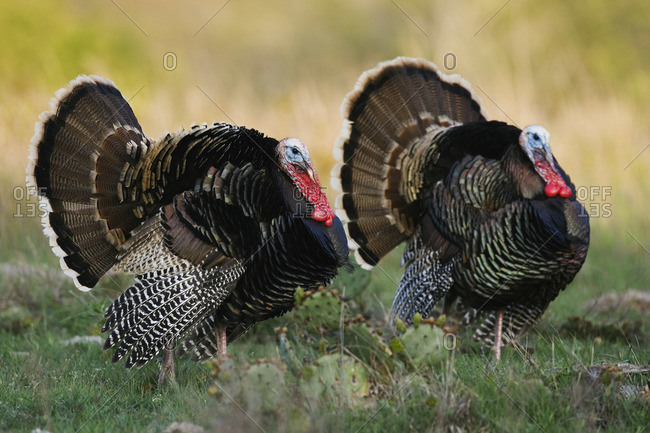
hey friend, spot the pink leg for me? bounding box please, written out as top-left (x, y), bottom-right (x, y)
top-left (442, 293), bottom-right (457, 316)
top-left (158, 343), bottom-right (176, 385)
top-left (216, 326), bottom-right (227, 359)
top-left (494, 310), bottom-right (503, 361)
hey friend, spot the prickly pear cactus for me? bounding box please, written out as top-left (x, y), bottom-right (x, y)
top-left (278, 330), bottom-right (303, 375)
top-left (244, 360), bottom-right (287, 412)
top-left (330, 265), bottom-right (371, 299)
top-left (207, 356), bottom-right (238, 395)
top-left (208, 357), bottom-right (288, 413)
top-left (300, 354), bottom-right (370, 406)
top-left (292, 290), bottom-right (342, 334)
top-left (344, 322), bottom-right (394, 379)
top-left (395, 322), bottom-right (451, 368)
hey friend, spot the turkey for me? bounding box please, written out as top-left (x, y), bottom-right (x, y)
top-left (331, 57), bottom-right (590, 360)
top-left (27, 75), bottom-right (349, 382)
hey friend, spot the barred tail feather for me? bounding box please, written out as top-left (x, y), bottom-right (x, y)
top-left (27, 75), bottom-right (150, 289)
top-left (332, 57), bottom-right (487, 268)
top-left (102, 260), bottom-right (244, 368)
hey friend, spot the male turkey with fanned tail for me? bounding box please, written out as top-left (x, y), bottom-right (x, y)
top-left (27, 75), bottom-right (349, 383)
top-left (332, 57), bottom-right (589, 360)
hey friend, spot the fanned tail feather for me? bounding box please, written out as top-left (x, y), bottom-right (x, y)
top-left (27, 75), bottom-right (151, 289)
top-left (332, 57), bottom-right (487, 268)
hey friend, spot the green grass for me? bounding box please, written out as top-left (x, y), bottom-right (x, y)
top-left (1, 228), bottom-right (649, 432)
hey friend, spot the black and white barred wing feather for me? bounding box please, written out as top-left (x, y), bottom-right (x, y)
top-left (102, 258), bottom-right (244, 368)
top-left (391, 230), bottom-right (458, 324)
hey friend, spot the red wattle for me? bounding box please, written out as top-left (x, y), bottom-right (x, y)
top-left (287, 163), bottom-right (336, 226)
top-left (312, 208), bottom-right (327, 221)
top-left (559, 185), bottom-right (572, 198)
top-left (311, 206), bottom-right (335, 227)
top-left (544, 183), bottom-right (560, 197)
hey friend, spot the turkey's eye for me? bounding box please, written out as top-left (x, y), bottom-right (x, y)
top-left (532, 133), bottom-right (540, 142)
top-left (291, 147), bottom-right (300, 155)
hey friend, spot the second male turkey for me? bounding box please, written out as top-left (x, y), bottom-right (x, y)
top-left (27, 76), bottom-right (349, 383)
top-left (332, 57), bottom-right (590, 359)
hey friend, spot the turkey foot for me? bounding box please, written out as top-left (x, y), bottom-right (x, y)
top-left (158, 343), bottom-right (176, 385)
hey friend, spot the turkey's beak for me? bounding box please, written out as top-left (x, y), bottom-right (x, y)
top-left (297, 160), bottom-right (315, 182)
top-left (532, 149), bottom-right (555, 172)
top-left (294, 160), bottom-right (316, 182)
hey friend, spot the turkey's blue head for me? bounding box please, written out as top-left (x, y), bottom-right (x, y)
top-left (277, 138), bottom-right (335, 226)
top-left (519, 125), bottom-right (572, 198)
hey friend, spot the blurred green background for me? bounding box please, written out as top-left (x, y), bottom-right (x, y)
top-left (2, 0), bottom-right (649, 260)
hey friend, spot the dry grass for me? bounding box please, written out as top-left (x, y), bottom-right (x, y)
top-left (4, 1), bottom-right (649, 215)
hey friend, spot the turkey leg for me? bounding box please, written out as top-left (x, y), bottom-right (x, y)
top-left (158, 343), bottom-right (176, 385)
top-left (216, 326), bottom-right (227, 358)
top-left (494, 310), bottom-right (503, 361)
